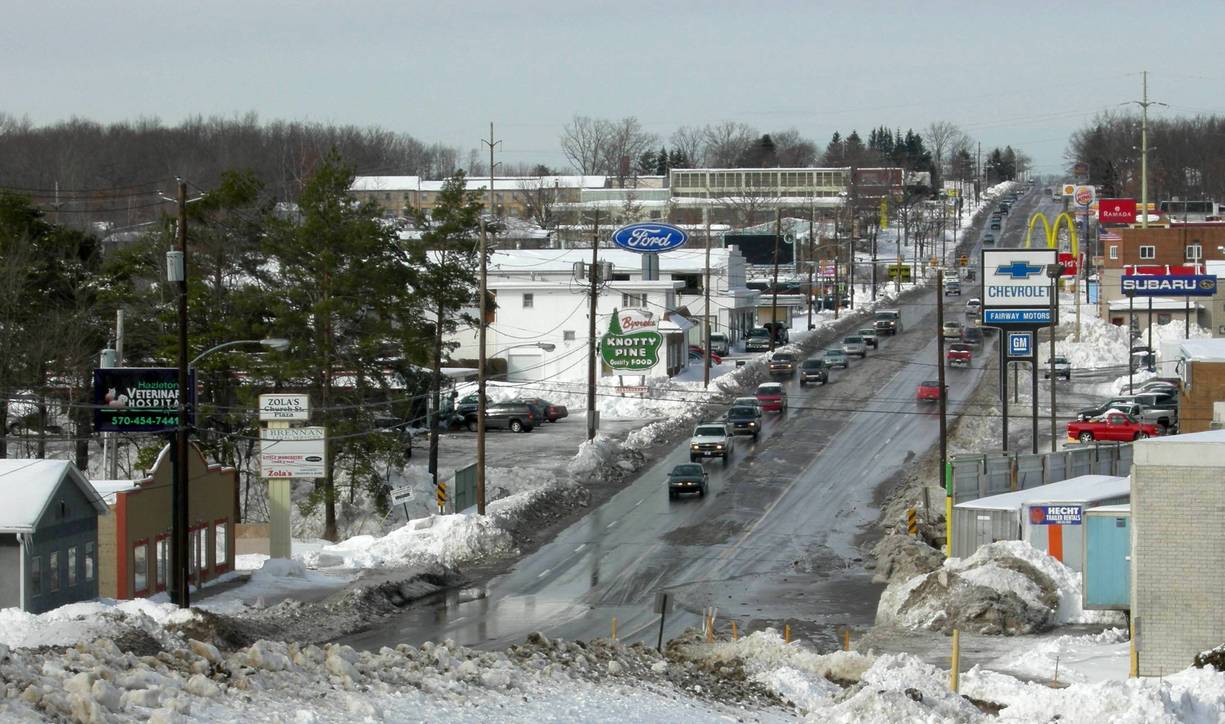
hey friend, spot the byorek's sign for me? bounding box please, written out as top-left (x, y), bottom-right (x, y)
top-left (611, 222), bottom-right (688, 253)
top-left (599, 308), bottom-right (663, 371)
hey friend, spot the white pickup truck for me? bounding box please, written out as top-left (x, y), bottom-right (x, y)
top-left (689, 423), bottom-right (733, 464)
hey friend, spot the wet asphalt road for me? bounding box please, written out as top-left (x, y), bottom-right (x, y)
top-left (340, 190), bottom-right (1045, 653)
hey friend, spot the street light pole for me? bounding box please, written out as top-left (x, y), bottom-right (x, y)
top-left (1048, 265), bottom-right (1060, 452)
top-left (703, 211), bottom-right (712, 389)
top-left (172, 179), bottom-right (190, 608)
top-left (586, 210), bottom-right (600, 441)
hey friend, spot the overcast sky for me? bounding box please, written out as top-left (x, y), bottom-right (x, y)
top-left (5, 0), bottom-right (1225, 178)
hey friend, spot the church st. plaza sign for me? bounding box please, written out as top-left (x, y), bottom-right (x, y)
top-left (599, 308), bottom-right (663, 371)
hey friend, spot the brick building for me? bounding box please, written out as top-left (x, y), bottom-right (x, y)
top-left (1131, 429), bottom-right (1225, 676)
top-left (1175, 338), bottom-right (1225, 434)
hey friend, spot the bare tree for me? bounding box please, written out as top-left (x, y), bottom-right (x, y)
top-left (560, 115), bottom-right (612, 175)
top-left (922, 121), bottom-right (969, 191)
top-left (702, 121), bottom-right (758, 167)
top-left (602, 117), bottom-right (656, 187)
top-left (670, 126), bottom-right (706, 167)
top-left (771, 128), bottom-right (819, 166)
top-left (515, 177), bottom-right (563, 229)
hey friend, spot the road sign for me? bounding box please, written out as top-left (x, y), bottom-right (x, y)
top-left (390, 486), bottom-right (414, 506)
top-left (260, 426), bottom-right (327, 479)
top-left (1007, 332), bottom-right (1033, 358)
top-left (259, 394), bottom-right (310, 421)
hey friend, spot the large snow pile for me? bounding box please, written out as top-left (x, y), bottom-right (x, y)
top-left (0, 598), bottom-right (196, 650)
top-left (987, 627), bottom-right (1131, 684)
top-left (298, 513), bottom-right (516, 570)
top-left (876, 540), bottom-right (1124, 635)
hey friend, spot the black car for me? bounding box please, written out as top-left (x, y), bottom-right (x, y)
top-left (725, 404), bottom-right (763, 439)
top-left (763, 322), bottom-right (790, 344)
top-left (467, 401), bottom-right (537, 432)
top-left (513, 397), bottom-right (568, 423)
top-left (456, 393), bottom-right (481, 417)
top-left (667, 463), bottom-right (709, 499)
top-left (799, 358), bottom-right (828, 386)
top-left (745, 327), bottom-right (773, 352)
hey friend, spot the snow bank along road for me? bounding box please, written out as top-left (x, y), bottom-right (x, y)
top-left (340, 279), bottom-right (1000, 654)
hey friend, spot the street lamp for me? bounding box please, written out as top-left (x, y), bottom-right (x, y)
top-left (190, 338), bottom-right (290, 367)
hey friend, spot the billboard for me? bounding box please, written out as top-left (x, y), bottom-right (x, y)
top-left (1098, 198), bottom-right (1136, 224)
top-left (610, 223), bottom-right (688, 254)
top-left (599, 309), bottom-right (663, 372)
top-left (1029, 505), bottom-right (1083, 525)
top-left (981, 248), bottom-right (1058, 329)
top-left (93, 367), bottom-right (196, 433)
top-left (1121, 274), bottom-right (1218, 297)
top-left (260, 426), bottom-right (327, 479)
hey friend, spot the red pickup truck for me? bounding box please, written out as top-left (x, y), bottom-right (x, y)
top-left (1066, 412), bottom-right (1159, 443)
top-left (946, 343), bottom-right (972, 368)
top-left (916, 380), bottom-right (947, 402)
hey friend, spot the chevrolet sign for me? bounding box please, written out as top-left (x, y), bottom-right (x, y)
top-left (981, 248), bottom-right (1058, 329)
top-left (1121, 274), bottom-right (1217, 297)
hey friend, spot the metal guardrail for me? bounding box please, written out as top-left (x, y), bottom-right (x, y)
top-left (951, 442), bottom-right (1133, 504)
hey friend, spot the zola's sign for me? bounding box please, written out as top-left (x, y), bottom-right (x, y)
top-left (259, 393), bottom-right (310, 421)
top-left (599, 308), bottom-right (663, 371)
top-left (611, 223), bottom-right (688, 253)
top-left (1122, 274), bottom-right (1217, 297)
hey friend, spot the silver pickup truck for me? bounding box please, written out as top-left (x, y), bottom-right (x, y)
top-left (1077, 393), bottom-right (1178, 432)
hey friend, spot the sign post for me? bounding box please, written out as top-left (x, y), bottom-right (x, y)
top-left (258, 395), bottom-right (320, 559)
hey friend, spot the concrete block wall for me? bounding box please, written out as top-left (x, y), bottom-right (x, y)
top-left (1132, 435), bottom-right (1225, 676)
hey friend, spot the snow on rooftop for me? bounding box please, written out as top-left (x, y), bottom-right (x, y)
top-left (0, 460), bottom-right (106, 532)
top-left (417, 175), bottom-right (606, 192)
top-left (487, 247), bottom-right (740, 273)
top-left (1178, 337), bottom-right (1225, 362)
top-left (1086, 503), bottom-right (1131, 514)
top-left (955, 475), bottom-right (1129, 511)
top-left (1137, 427), bottom-right (1225, 444)
top-left (349, 175), bottom-right (421, 191)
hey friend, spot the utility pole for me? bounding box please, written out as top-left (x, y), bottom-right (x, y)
top-left (703, 209), bottom-right (713, 388)
top-left (833, 210), bottom-right (841, 320)
top-left (1049, 269), bottom-right (1059, 452)
top-left (999, 330), bottom-right (1009, 452)
top-left (586, 209), bottom-right (601, 440)
top-left (936, 269), bottom-right (948, 511)
top-left (806, 203), bottom-right (814, 331)
top-left (475, 123), bottom-right (500, 515)
top-left (172, 179), bottom-right (190, 608)
top-left (770, 209), bottom-right (781, 351)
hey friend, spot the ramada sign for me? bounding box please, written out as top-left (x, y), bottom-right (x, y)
top-left (1098, 198), bottom-right (1136, 224)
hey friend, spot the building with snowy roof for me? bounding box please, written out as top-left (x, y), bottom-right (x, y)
top-left (0, 459), bottom-right (108, 613)
top-left (1130, 429), bottom-right (1225, 676)
top-left (350, 174), bottom-right (608, 221)
top-left (1175, 337), bottom-right (1225, 433)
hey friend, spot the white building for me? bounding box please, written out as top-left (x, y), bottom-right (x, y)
top-left (448, 247), bottom-right (759, 382)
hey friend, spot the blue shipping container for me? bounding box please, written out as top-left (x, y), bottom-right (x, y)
top-left (1082, 505), bottom-right (1131, 611)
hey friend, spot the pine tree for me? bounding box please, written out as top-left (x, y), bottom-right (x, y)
top-left (635, 149), bottom-right (656, 177)
top-left (654, 146), bottom-right (669, 176)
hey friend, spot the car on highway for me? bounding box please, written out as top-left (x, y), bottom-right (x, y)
top-left (799, 358), bottom-right (829, 386)
top-left (755, 382), bottom-right (788, 413)
top-left (942, 320), bottom-right (964, 339)
top-left (983, 232), bottom-right (996, 244)
top-left (1043, 356), bottom-right (1072, 381)
top-left (874, 310), bottom-right (902, 335)
top-left (961, 326), bottom-right (984, 346)
top-left (725, 404), bottom-right (763, 440)
top-left (989, 219), bottom-right (1002, 231)
top-left (858, 327), bottom-right (879, 349)
top-left (745, 327), bottom-right (773, 352)
top-left (842, 335), bottom-right (867, 358)
top-left (943, 278), bottom-right (961, 296)
top-left (1067, 412), bottom-right (1159, 443)
top-left (965, 298), bottom-right (982, 317)
top-left (916, 380), bottom-right (947, 402)
top-left (667, 463), bottom-right (709, 499)
top-left (946, 342), bottom-right (972, 367)
top-left (514, 397), bottom-right (568, 423)
top-left (768, 351), bottom-right (797, 376)
top-left (823, 348), bottom-right (849, 369)
top-left (709, 333), bottom-right (730, 356)
top-left (689, 423), bottom-right (733, 463)
top-left (732, 396), bottom-right (762, 411)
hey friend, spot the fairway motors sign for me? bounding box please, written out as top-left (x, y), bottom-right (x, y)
top-left (599, 308), bottom-right (663, 371)
top-left (1122, 274), bottom-right (1218, 296)
top-left (981, 248), bottom-right (1057, 329)
top-left (611, 222), bottom-right (688, 253)
top-left (260, 426), bottom-right (327, 479)
top-left (1029, 504), bottom-right (1083, 525)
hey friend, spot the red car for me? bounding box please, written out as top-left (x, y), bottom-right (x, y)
top-left (916, 380), bottom-right (947, 402)
top-left (1067, 412), bottom-right (1159, 443)
top-left (689, 345), bottom-right (723, 365)
top-left (946, 343), bottom-right (972, 368)
top-left (755, 382), bottom-right (788, 413)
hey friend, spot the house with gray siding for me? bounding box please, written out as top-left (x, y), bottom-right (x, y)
top-left (0, 460), bottom-right (107, 613)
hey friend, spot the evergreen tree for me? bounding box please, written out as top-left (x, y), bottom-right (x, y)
top-left (635, 149), bottom-right (656, 177)
top-left (654, 146), bottom-right (669, 176)
top-left (825, 132), bottom-right (844, 165)
top-left (667, 148), bottom-right (689, 170)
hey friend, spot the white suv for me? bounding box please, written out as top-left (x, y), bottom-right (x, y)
top-left (689, 423), bottom-right (733, 464)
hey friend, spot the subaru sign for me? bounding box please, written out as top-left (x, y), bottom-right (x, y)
top-left (1121, 274), bottom-right (1217, 297)
top-left (611, 223), bottom-right (688, 253)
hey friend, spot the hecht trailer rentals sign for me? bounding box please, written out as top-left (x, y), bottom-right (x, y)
top-left (599, 308), bottom-right (663, 371)
top-left (980, 248), bottom-right (1058, 329)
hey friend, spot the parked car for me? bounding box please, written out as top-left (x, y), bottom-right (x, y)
top-left (799, 358), bottom-right (829, 386)
top-left (857, 328), bottom-right (879, 349)
top-left (755, 382), bottom-right (788, 413)
top-left (456, 393), bottom-right (481, 417)
top-left (508, 398), bottom-right (548, 422)
top-left (709, 333), bottom-right (730, 356)
top-left (1067, 412), bottom-right (1159, 443)
top-left (1125, 378), bottom-right (1181, 396)
top-left (946, 342), bottom-right (972, 367)
top-left (1043, 356), bottom-right (1072, 381)
top-left (989, 220), bottom-right (1002, 231)
top-left (768, 351), bottom-right (798, 376)
top-left (469, 401), bottom-right (537, 433)
top-left (874, 310), bottom-right (903, 335)
top-left (514, 397), bottom-right (568, 423)
top-left (842, 335), bottom-right (868, 358)
top-left (689, 423), bottom-right (733, 463)
top-left (688, 345), bottom-right (723, 365)
top-left (667, 463), bottom-right (709, 499)
top-left (823, 349), bottom-right (849, 369)
top-left (942, 320), bottom-right (964, 339)
top-left (763, 322), bottom-right (790, 344)
top-left (961, 326), bottom-right (984, 346)
top-left (916, 380), bottom-right (947, 402)
top-left (745, 327), bottom-right (773, 352)
top-left (725, 404), bottom-right (763, 440)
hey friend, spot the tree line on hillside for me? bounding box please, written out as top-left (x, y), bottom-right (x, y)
top-left (1067, 111), bottom-right (1225, 201)
top-left (0, 154), bottom-right (486, 541)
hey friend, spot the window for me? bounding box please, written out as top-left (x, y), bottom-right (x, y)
top-left (563, 330), bottom-right (576, 342)
top-left (1109, 245), bottom-right (1119, 260)
top-left (133, 542), bottom-right (148, 595)
top-left (67, 546), bottom-right (77, 587)
top-left (622, 293), bottom-right (647, 308)
top-left (49, 551), bottom-right (60, 593)
top-left (155, 536), bottom-right (168, 591)
top-left (1187, 244), bottom-right (1202, 260)
top-left (30, 556), bottom-right (41, 596)
top-left (190, 528), bottom-right (203, 577)
top-left (522, 293), bottom-right (534, 308)
top-left (1139, 245), bottom-right (1156, 260)
top-left (85, 542), bottom-right (95, 582)
top-left (214, 520), bottom-right (229, 572)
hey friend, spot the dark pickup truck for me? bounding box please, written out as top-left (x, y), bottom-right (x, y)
top-left (725, 404), bottom-right (763, 440)
top-left (874, 310), bottom-right (902, 336)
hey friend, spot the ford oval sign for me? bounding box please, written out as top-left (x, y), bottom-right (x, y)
top-left (611, 223), bottom-right (688, 253)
